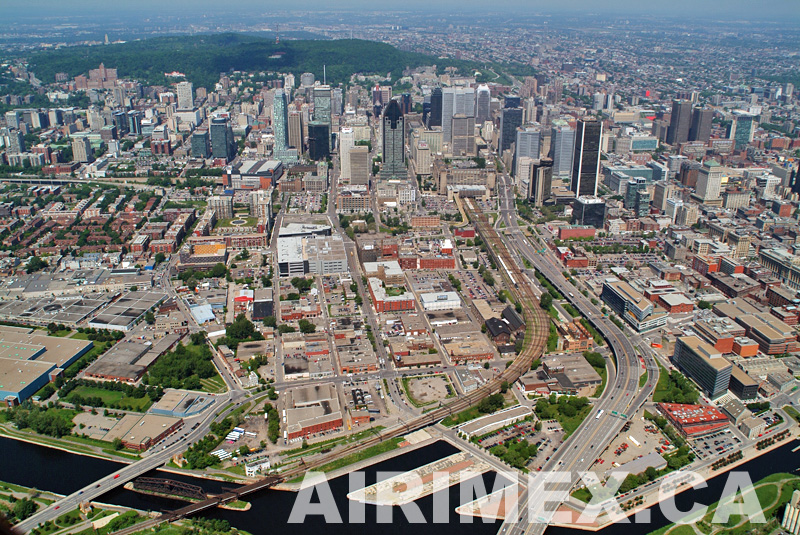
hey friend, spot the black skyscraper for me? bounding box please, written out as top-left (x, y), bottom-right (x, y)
top-left (428, 88), bottom-right (442, 128)
top-left (666, 99), bottom-right (692, 145)
top-left (308, 122), bottom-right (330, 161)
top-left (689, 107), bottom-right (713, 142)
top-left (380, 100), bottom-right (405, 180)
top-left (499, 107), bottom-right (523, 156)
top-left (570, 117), bottom-right (602, 198)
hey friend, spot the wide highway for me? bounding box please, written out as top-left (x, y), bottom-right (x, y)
top-left (495, 174), bottom-right (659, 535)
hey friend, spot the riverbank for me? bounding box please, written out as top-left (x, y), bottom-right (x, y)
top-left (0, 424), bottom-right (136, 465)
top-left (275, 429), bottom-right (438, 490)
top-left (550, 431), bottom-right (800, 532)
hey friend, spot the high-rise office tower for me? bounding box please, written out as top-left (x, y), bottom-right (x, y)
top-left (529, 158), bottom-right (553, 207)
top-left (696, 160), bottom-right (723, 201)
top-left (689, 107), bottom-right (713, 142)
top-left (570, 117), bottom-right (603, 197)
top-left (498, 106), bottom-right (523, 156)
top-left (112, 111), bottom-right (127, 135)
top-left (339, 127), bottom-right (355, 181)
top-left (514, 126), bottom-right (541, 176)
top-left (176, 81), bottom-right (194, 110)
top-left (571, 196), bottom-right (606, 228)
top-left (191, 130), bottom-right (210, 159)
top-left (288, 111), bottom-right (303, 152)
top-left (551, 125), bottom-right (575, 178)
top-left (729, 111), bottom-right (756, 150)
top-left (210, 116), bottom-right (236, 162)
top-left (666, 99), bottom-right (692, 145)
top-left (504, 96), bottom-right (521, 109)
top-left (441, 87), bottom-right (475, 143)
top-left (350, 145), bottom-right (370, 186)
top-left (380, 100), bottom-right (405, 180)
top-left (300, 72), bottom-right (315, 87)
top-left (401, 93), bottom-right (412, 115)
top-left (652, 181), bottom-right (676, 212)
top-left (475, 84), bottom-right (491, 124)
top-left (451, 114), bottom-right (475, 156)
top-left (635, 189), bottom-right (651, 217)
top-left (624, 178), bottom-right (647, 209)
top-left (428, 88), bottom-right (442, 128)
top-left (273, 89), bottom-right (289, 153)
top-left (307, 122), bottom-right (330, 161)
top-left (332, 87), bottom-right (343, 116)
top-left (127, 110), bottom-right (142, 135)
top-left (313, 85), bottom-right (332, 126)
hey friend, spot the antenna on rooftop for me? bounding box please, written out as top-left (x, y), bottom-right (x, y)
top-left (323, 65), bottom-right (327, 85)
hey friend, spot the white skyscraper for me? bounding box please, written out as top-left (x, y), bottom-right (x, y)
top-left (514, 126), bottom-right (541, 177)
top-left (339, 127), bottom-right (355, 181)
top-left (441, 87), bottom-right (475, 144)
top-left (176, 81), bottom-right (194, 110)
top-left (551, 124), bottom-right (575, 178)
top-left (695, 160), bottom-right (723, 201)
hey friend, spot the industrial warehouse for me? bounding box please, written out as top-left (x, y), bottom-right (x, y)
top-left (0, 325), bottom-right (94, 402)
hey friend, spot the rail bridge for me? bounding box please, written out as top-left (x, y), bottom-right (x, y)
top-left (132, 478), bottom-right (207, 501)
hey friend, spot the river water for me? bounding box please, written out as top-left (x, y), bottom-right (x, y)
top-left (2, 437), bottom-right (798, 535)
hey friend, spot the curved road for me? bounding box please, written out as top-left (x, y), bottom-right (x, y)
top-left (495, 175), bottom-right (659, 535)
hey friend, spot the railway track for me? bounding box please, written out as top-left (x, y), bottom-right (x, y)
top-left (111, 201), bottom-right (548, 535)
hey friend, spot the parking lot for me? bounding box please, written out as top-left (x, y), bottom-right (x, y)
top-left (594, 412), bottom-right (672, 469)
top-left (691, 428), bottom-right (742, 460)
top-left (451, 269), bottom-right (495, 302)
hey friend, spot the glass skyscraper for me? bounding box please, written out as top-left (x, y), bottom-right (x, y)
top-left (380, 100), bottom-right (405, 180)
top-left (571, 117), bottom-right (602, 197)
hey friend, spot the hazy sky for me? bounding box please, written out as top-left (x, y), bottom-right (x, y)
top-left (7, 0), bottom-right (800, 21)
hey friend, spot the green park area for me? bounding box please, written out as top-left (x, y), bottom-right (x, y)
top-left (216, 217), bottom-right (257, 228)
top-left (646, 472), bottom-right (800, 535)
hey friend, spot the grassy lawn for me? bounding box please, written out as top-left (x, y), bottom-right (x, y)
top-left (592, 364), bottom-right (608, 397)
top-left (384, 286), bottom-right (406, 297)
top-left (48, 329), bottom-right (73, 338)
top-left (442, 405), bottom-right (485, 427)
top-left (70, 332), bottom-right (91, 340)
top-left (67, 385), bottom-right (153, 411)
top-left (558, 406), bottom-right (592, 438)
top-left (55, 508), bottom-right (84, 526)
top-left (646, 473), bottom-right (799, 535)
top-left (316, 437), bottom-right (404, 473)
top-left (784, 405), bottom-right (800, 424)
top-left (652, 362), bottom-right (672, 403)
top-left (216, 217), bottom-right (257, 228)
top-left (562, 303), bottom-right (580, 317)
top-left (284, 426), bottom-right (386, 459)
top-left (571, 487), bottom-right (593, 503)
top-left (200, 374), bottom-right (227, 393)
top-left (639, 368), bottom-right (648, 388)
top-left (546, 322), bottom-right (558, 353)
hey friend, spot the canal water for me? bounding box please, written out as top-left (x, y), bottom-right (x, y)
top-left (2, 436), bottom-right (799, 535)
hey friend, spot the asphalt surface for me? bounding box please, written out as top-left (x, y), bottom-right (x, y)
top-left (494, 175), bottom-right (659, 535)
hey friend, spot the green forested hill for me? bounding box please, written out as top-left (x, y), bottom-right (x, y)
top-left (27, 33), bottom-right (476, 88)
